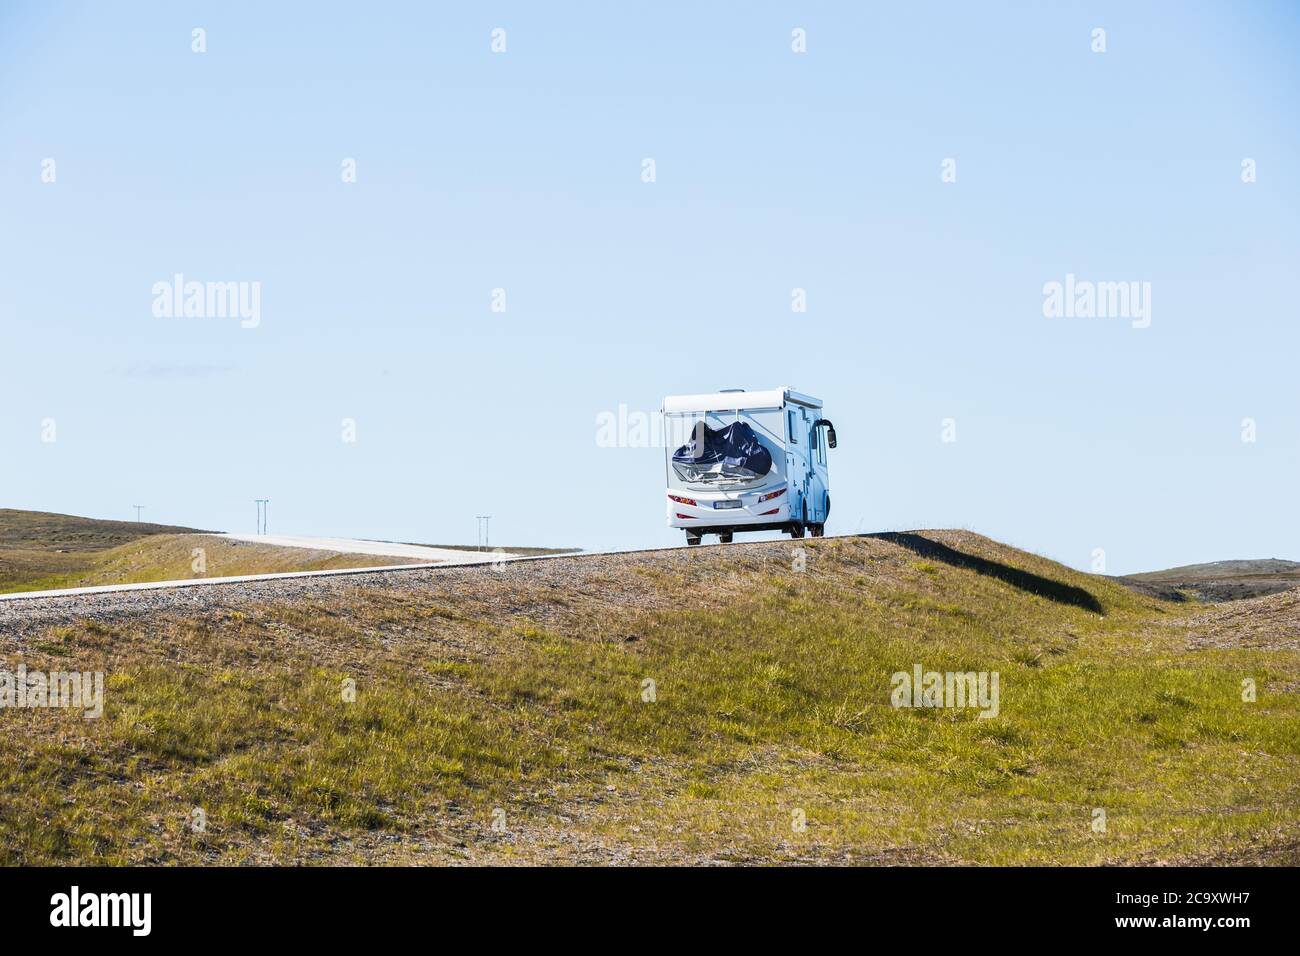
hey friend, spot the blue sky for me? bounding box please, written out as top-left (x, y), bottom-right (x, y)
top-left (1, 1), bottom-right (1296, 573)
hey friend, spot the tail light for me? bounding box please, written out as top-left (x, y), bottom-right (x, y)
top-left (757, 488), bottom-right (787, 503)
top-left (675, 513), bottom-right (694, 520)
top-left (668, 494), bottom-right (697, 507)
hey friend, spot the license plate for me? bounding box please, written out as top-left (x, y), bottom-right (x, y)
top-left (714, 500), bottom-right (742, 510)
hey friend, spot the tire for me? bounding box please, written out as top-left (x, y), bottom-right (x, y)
top-left (686, 531), bottom-right (702, 546)
top-left (718, 532), bottom-right (733, 544)
top-left (790, 501), bottom-right (808, 538)
top-left (810, 524), bottom-right (824, 537)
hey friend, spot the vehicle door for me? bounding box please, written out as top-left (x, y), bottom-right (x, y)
top-left (808, 418), bottom-right (829, 522)
top-left (785, 406), bottom-right (805, 520)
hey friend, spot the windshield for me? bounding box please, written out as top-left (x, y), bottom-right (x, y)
top-left (665, 408), bottom-right (783, 487)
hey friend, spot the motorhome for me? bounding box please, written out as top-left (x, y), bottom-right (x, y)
top-left (662, 387), bottom-right (837, 546)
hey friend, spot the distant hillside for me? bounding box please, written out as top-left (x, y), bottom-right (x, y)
top-left (0, 508), bottom-right (207, 552)
top-left (1123, 558), bottom-right (1300, 603)
top-left (0, 510), bottom-right (405, 593)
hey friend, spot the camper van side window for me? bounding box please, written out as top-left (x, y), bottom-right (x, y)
top-left (787, 410), bottom-right (797, 443)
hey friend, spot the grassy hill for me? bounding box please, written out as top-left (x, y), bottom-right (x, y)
top-left (1124, 558), bottom-right (1300, 603)
top-left (0, 510), bottom-right (411, 594)
top-left (1, 533), bottom-right (416, 593)
top-left (2, 530), bottom-right (1296, 865)
top-left (0, 508), bottom-right (207, 551)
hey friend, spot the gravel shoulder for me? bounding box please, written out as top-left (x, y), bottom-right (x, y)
top-left (0, 543), bottom-right (726, 640)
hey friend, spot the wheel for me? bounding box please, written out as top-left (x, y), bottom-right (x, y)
top-left (718, 532), bottom-right (733, 544)
top-left (790, 502), bottom-right (807, 538)
top-left (686, 531), bottom-right (702, 546)
top-left (810, 524), bottom-right (824, 537)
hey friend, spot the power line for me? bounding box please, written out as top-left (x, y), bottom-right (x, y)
top-left (132, 504), bottom-right (144, 523)
top-left (475, 515), bottom-right (492, 551)
top-left (255, 499), bottom-right (270, 535)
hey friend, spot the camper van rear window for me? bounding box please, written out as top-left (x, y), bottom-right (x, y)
top-left (668, 413), bottom-right (776, 484)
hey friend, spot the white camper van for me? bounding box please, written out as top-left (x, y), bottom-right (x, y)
top-left (662, 387), bottom-right (837, 546)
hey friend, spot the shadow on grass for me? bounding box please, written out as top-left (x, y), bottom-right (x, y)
top-left (868, 532), bottom-right (1104, 614)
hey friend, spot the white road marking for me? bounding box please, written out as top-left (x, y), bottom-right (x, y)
top-left (209, 532), bottom-right (517, 563)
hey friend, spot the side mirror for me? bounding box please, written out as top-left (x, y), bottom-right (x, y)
top-left (827, 427), bottom-right (837, 449)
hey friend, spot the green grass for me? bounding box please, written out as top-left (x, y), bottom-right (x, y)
top-left (2, 532), bottom-right (1297, 865)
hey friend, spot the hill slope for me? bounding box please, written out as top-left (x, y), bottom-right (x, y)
top-left (2, 533), bottom-right (417, 593)
top-left (0, 508), bottom-right (207, 551)
top-left (1, 530), bottom-right (1297, 865)
top-left (1125, 558), bottom-right (1300, 603)
top-left (0, 510), bottom-right (412, 593)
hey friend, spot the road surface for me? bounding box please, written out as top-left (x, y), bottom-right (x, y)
top-left (211, 532), bottom-right (516, 563)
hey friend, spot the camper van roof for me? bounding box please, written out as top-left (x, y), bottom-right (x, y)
top-left (662, 387), bottom-right (822, 413)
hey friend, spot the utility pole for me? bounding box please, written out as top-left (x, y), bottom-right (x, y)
top-left (133, 505), bottom-right (143, 523)
top-left (476, 515), bottom-right (491, 551)
top-left (255, 499), bottom-right (270, 535)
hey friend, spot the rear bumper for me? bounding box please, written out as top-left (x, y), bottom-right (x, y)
top-left (667, 491), bottom-right (789, 531)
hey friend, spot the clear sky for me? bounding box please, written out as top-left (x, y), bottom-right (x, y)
top-left (2, 1), bottom-right (1297, 574)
